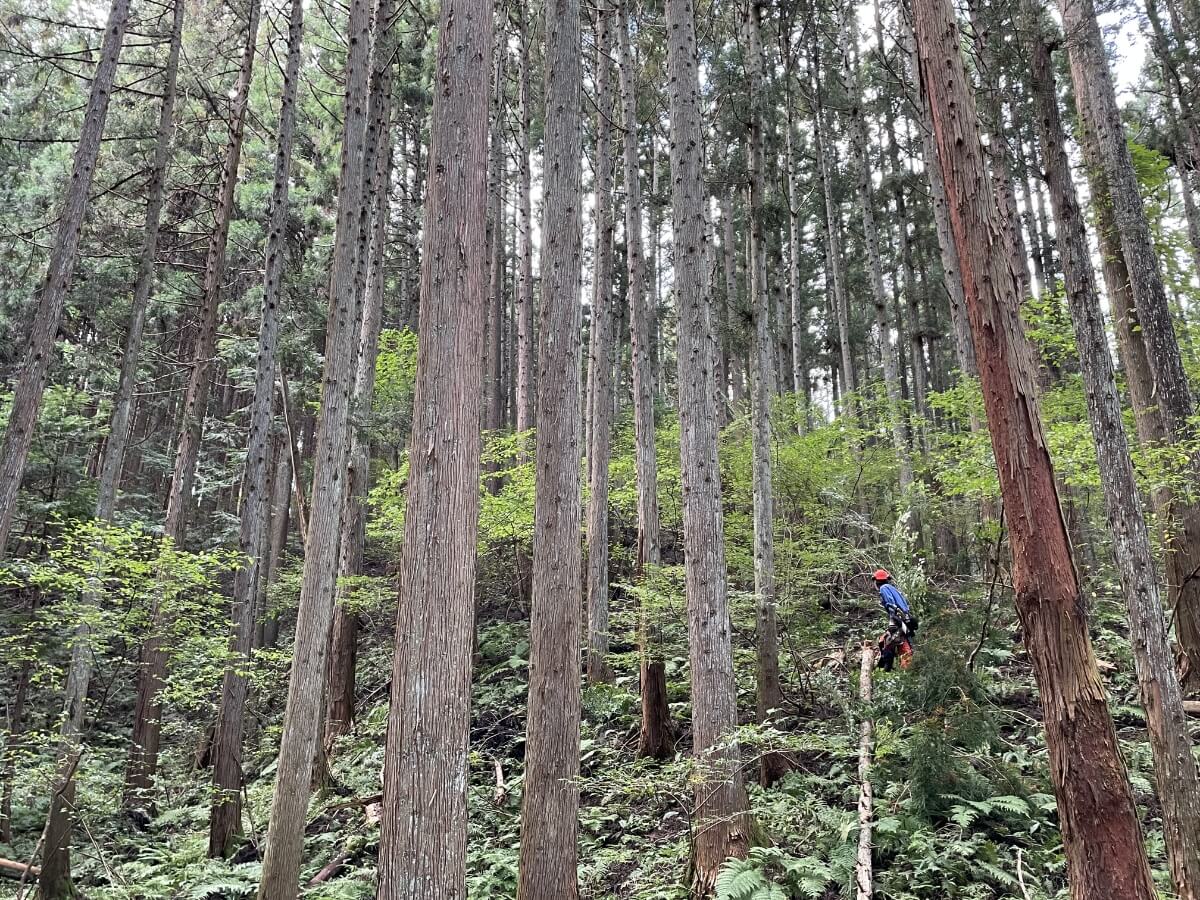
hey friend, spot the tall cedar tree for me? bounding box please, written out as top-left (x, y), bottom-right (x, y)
top-left (1028, 20), bottom-right (1200, 897)
top-left (207, 0), bottom-right (304, 858)
top-left (586, 0), bottom-right (617, 686)
top-left (663, 0), bottom-right (751, 890)
top-left (1057, 0), bottom-right (1200, 690)
top-left (376, 0), bottom-right (492, 894)
top-left (908, 0), bottom-right (1158, 895)
top-left (324, 0), bottom-right (397, 752)
top-left (618, 0), bottom-right (671, 759)
top-left (516, 0), bottom-right (585, 893)
top-left (743, 0), bottom-right (786, 787)
top-left (125, 0), bottom-right (261, 806)
top-left (0, 0), bottom-right (130, 558)
top-left (255, 0), bottom-right (372, 890)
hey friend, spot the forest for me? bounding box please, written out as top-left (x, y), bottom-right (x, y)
top-left (2, 0), bottom-right (1200, 896)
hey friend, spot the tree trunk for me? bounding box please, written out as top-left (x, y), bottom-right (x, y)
top-left (910, 1), bottom-right (1157, 897)
top-left (324, 0), bottom-right (396, 754)
top-left (96, 0), bottom-right (184, 522)
top-left (375, 4), bottom-right (491, 896)
top-left (126, 0), bottom-right (261, 808)
top-left (255, 0), bottom-right (372, 889)
top-left (515, 0), bottom-right (535, 435)
top-left (0, 0), bottom-right (130, 558)
top-left (720, 198), bottom-right (742, 415)
top-left (485, 35), bottom-right (507, 442)
top-left (902, 19), bottom-right (977, 378)
top-left (845, 28), bottom-right (913, 499)
top-left (855, 643), bottom-right (874, 900)
top-left (586, 0), bottom-right (617, 687)
top-left (1061, 0), bottom-right (1200, 689)
top-left (810, 62), bottom-right (856, 416)
top-left (744, 0), bottom-right (786, 788)
top-left (1029, 28), bottom-right (1200, 899)
top-left (33, 5), bottom-right (181, 891)
top-left (516, 0), bottom-right (584, 893)
top-left (206, 0), bottom-right (303, 859)
top-left (618, 0), bottom-right (670, 759)
top-left (258, 433), bottom-right (292, 649)
top-left (663, 0), bottom-right (751, 890)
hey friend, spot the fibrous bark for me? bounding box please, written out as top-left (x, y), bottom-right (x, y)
top-left (910, 0), bottom-right (1157, 896)
top-left (516, 0), bottom-right (584, 892)
top-left (1029, 27), bottom-right (1200, 898)
top-left (375, 1), bottom-right (491, 895)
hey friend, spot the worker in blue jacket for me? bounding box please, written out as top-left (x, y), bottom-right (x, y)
top-left (873, 568), bottom-right (917, 670)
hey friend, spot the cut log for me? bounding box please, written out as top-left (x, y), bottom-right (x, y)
top-left (856, 641), bottom-right (874, 900)
top-left (0, 857), bottom-right (39, 879)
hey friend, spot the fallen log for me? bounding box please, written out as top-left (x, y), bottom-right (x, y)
top-left (0, 857), bottom-right (39, 879)
top-left (307, 850), bottom-right (351, 886)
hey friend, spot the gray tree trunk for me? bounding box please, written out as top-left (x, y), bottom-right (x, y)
top-left (0, 0), bottom-right (130, 558)
top-left (515, 0), bottom-right (535, 435)
top-left (255, 0), bottom-right (372, 889)
top-left (1058, 0), bottom-right (1200, 688)
top-left (586, 0), bottom-right (617, 687)
top-left (207, 0), bottom-right (303, 858)
top-left (618, 0), bottom-right (670, 759)
top-left (516, 0), bottom-right (584, 893)
top-left (126, 0), bottom-right (261, 807)
top-left (664, 0), bottom-right (751, 889)
top-left (744, 0), bottom-right (786, 788)
top-left (845, 30), bottom-right (913, 496)
top-left (1029, 29), bottom-right (1200, 899)
top-left (324, 0), bottom-right (397, 754)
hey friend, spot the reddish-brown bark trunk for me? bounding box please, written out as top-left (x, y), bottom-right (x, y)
top-left (910, 0), bottom-right (1157, 896)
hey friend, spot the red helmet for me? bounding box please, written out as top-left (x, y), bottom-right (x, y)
top-left (873, 569), bottom-right (891, 582)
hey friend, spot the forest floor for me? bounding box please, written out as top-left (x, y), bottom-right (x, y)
top-left (0, 556), bottom-right (1178, 899)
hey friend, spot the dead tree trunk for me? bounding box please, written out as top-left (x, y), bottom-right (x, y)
top-left (664, 0), bottom-right (751, 889)
top-left (516, 0), bottom-right (585, 893)
top-left (126, 0), bottom-right (261, 808)
top-left (0, 0), bottom-right (130, 558)
top-left (207, 0), bottom-right (302, 859)
top-left (855, 642), bottom-right (874, 900)
top-left (910, 0), bottom-right (1158, 896)
top-left (1029, 26), bottom-right (1200, 899)
top-left (255, 0), bottom-right (372, 890)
